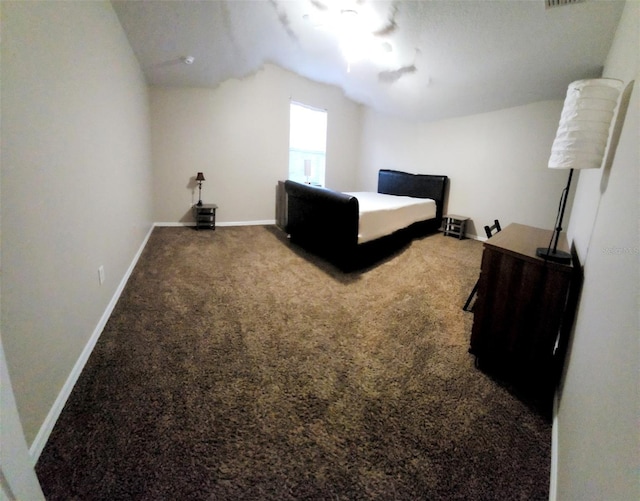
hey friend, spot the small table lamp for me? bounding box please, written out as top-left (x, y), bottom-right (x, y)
top-left (304, 159), bottom-right (312, 184)
top-left (536, 78), bottom-right (622, 263)
top-left (196, 172), bottom-right (205, 206)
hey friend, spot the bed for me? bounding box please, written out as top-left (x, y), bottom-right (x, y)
top-left (284, 169), bottom-right (448, 269)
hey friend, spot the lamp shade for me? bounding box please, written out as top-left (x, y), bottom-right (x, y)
top-left (196, 172), bottom-right (205, 181)
top-left (548, 78), bottom-right (623, 170)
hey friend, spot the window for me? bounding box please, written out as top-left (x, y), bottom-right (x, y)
top-left (288, 101), bottom-right (327, 186)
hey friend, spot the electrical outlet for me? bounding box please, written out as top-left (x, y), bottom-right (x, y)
top-left (98, 265), bottom-right (105, 285)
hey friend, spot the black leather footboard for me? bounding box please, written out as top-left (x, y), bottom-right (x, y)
top-left (284, 180), bottom-right (359, 267)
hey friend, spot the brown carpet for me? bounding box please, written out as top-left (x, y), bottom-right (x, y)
top-left (36, 226), bottom-right (551, 500)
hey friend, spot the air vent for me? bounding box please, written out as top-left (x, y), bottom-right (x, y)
top-left (546, 0), bottom-right (585, 8)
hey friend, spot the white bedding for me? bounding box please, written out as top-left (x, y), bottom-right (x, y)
top-left (344, 192), bottom-right (437, 244)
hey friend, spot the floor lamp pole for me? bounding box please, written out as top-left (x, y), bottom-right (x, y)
top-left (552, 168), bottom-right (574, 253)
top-left (536, 168), bottom-right (574, 264)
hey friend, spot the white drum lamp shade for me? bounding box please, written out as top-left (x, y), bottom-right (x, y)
top-left (537, 78), bottom-right (623, 263)
top-left (548, 78), bottom-right (623, 170)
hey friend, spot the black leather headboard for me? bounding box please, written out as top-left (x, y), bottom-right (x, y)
top-left (378, 169), bottom-right (448, 222)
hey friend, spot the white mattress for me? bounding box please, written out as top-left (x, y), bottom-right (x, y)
top-left (344, 192), bottom-right (437, 244)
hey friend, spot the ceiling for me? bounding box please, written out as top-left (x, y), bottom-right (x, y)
top-left (112, 0), bottom-right (625, 122)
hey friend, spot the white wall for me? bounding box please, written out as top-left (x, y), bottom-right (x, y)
top-left (556, 1), bottom-right (639, 499)
top-left (152, 62), bottom-right (568, 236)
top-left (359, 101), bottom-right (568, 237)
top-left (150, 64), bottom-right (362, 224)
top-left (1, 1), bottom-right (153, 449)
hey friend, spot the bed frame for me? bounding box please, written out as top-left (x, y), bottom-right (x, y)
top-left (284, 169), bottom-right (448, 270)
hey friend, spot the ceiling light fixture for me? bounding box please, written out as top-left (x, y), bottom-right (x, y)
top-left (302, 3), bottom-right (392, 72)
top-left (338, 9), bottom-right (373, 71)
top-left (182, 56), bottom-right (195, 65)
top-left (340, 9), bottom-right (358, 19)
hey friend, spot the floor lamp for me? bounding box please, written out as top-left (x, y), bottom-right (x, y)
top-left (536, 78), bottom-right (623, 264)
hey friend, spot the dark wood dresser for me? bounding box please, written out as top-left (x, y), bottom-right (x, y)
top-left (470, 223), bottom-right (581, 404)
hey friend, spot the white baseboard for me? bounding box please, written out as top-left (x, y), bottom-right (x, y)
top-left (439, 227), bottom-right (486, 242)
top-left (474, 235), bottom-right (489, 242)
top-left (549, 392), bottom-right (560, 501)
top-left (218, 220), bottom-right (276, 227)
top-left (28, 224), bottom-right (155, 464)
top-left (154, 220), bottom-right (277, 227)
top-left (153, 222), bottom-right (191, 227)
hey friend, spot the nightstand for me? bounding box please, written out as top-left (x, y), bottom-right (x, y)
top-left (443, 214), bottom-right (468, 239)
top-left (193, 204), bottom-right (217, 230)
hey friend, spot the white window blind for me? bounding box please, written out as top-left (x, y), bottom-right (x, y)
top-left (288, 102), bottom-right (327, 186)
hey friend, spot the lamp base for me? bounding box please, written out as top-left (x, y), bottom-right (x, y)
top-left (536, 247), bottom-right (572, 264)
top-left (197, 200), bottom-right (203, 207)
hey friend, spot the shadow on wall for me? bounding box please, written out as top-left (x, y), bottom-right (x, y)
top-left (179, 174), bottom-right (203, 223)
top-left (179, 207), bottom-right (196, 224)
